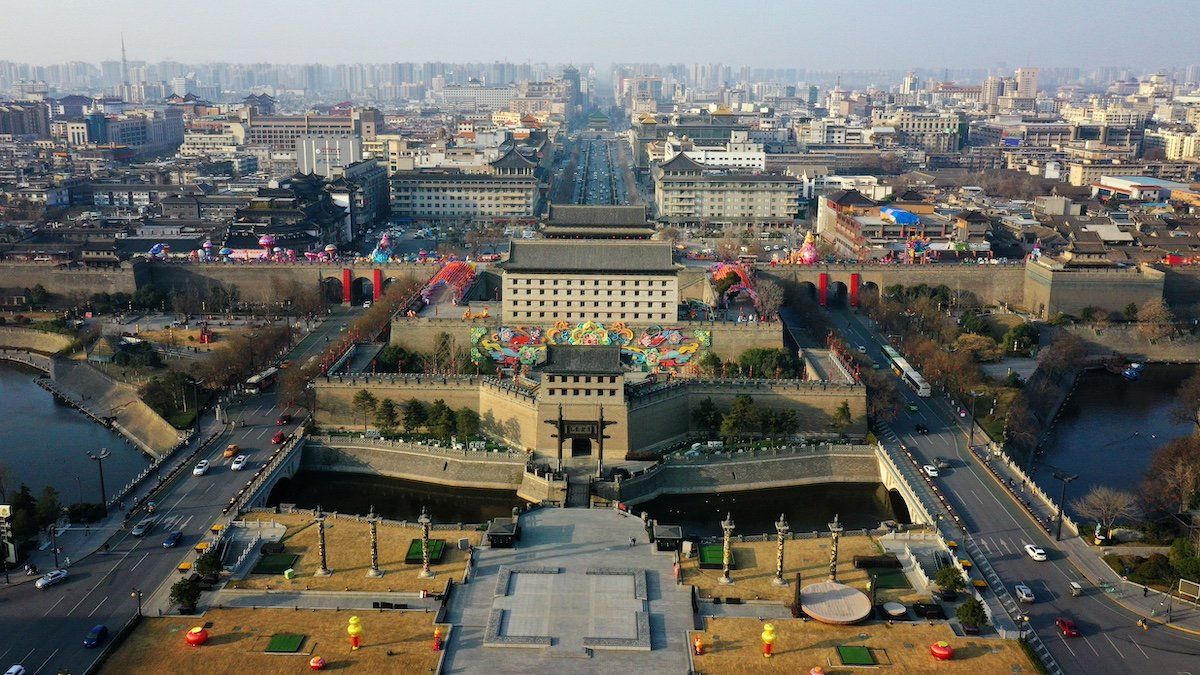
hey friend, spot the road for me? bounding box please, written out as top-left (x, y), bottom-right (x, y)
top-left (824, 306), bottom-right (1200, 674)
top-left (0, 310), bottom-right (357, 675)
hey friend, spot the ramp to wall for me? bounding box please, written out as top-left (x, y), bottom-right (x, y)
top-left (52, 361), bottom-right (182, 457)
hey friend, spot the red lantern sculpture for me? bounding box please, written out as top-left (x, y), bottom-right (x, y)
top-left (930, 640), bottom-right (954, 660)
top-left (184, 627), bottom-right (209, 646)
top-left (309, 656), bottom-right (326, 670)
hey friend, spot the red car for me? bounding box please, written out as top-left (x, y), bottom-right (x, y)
top-left (1055, 617), bottom-right (1080, 637)
top-left (272, 431), bottom-right (287, 445)
top-left (276, 414), bottom-right (292, 426)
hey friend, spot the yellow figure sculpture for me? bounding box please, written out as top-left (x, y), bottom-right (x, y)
top-left (761, 622), bottom-right (777, 658)
top-left (347, 616), bottom-right (363, 651)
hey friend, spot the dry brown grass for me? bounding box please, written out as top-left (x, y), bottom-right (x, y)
top-left (228, 512), bottom-right (482, 593)
top-left (137, 325), bottom-right (243, 352)
top-left (99, 608), bottom-right (446, 675)
top-left (683, 535), bottom-right (923, 604)
top-left (691, 617), bottom-right (1035, 674)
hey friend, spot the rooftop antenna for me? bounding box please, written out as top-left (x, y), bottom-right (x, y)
top-left (120, 34), bottom-right (129, 84)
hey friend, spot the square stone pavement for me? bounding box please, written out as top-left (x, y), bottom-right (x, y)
top-left (441, 508), bottom-right (694, 674)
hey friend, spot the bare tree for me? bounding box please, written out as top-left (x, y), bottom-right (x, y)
top-left (1143, 437), bottom-right (1200, 514)
top-left (1173, 371), bottom-right (1200, 429)
top-left (1137, 299), bottom-right (1175, 343)
top-left (0, 460), bottom-right (11, 502)
top-left (1071, 486), bottom-right (1141, 537)
top-left (755, 280), bottom-right (784, 321)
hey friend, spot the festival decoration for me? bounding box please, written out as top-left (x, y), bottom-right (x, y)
top-left (370, 233), bottom-right (393, 264)
top-left (347, 616), bottom-right (363, 651)
top-left (258, 235), bottom-right (276, 259)
top-left (761, 622), bottom-right (777, 658)
top-left (930, 640), bottom-right (954, 660)
top-left (420, 261), bottom-right (477, 305)
top-left (309, 656), bottom-right (326, 670)
top-left (472, 322), bottom-right (710, 372)
top-left (432, 626), bottom-right (443, 651)
top-left (184, 626), bottom-right (209, 646)
top-left (794, 231), bottom-right (820, 265)
top-left (148, 243), bottom-right (170, 259)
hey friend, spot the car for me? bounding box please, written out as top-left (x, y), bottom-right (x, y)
top-left (193, 460), bottom-right (210, 476)
top-left (934, 456), bottom-right (952, 470)
top-left (223, 443), bottom-right (240, 458)
top-left (272, 431), bottom-right (287, 445)
top-left (362, 301), bottom-right (372, 309)
top-left (163, 530), bottom-right (183, 548)
top-left (1055, 617), bottom-right (1081, 637)
top-left (1015, 584), bottom-right (1036, 603)
top-left (1024, 544), bottom-right (1048, 561)
top-left (915, 423), bottom-right (929, 434)
top-left (6, 666), bottom-right (27, 675)
top-left (907, 403), bottom-right (919, 412)
top-left (856, 345), bottom-right (867, 353)
top-left (131, 517), bottom-right (155, 536)
top-left (34, 569), bottom-right (68, 589)
top-left (230, 454), bottom-right (249, 471)
top-left (922, 464), bottom-right (940, 478)
top-left (83, 624), bottom-right (108, 648)
top-left (276, 413), bottom-right (292, 426)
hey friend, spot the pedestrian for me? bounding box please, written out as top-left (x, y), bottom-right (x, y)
top-left (1144, 586), bottom-right (1149, 597)
top-left (64, 556), bottom-right (71, 567)
top-left (629, 537), bottom-right (635, 548)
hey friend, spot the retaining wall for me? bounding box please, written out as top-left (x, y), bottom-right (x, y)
top-left (301, 438), bottom-right (527, 491)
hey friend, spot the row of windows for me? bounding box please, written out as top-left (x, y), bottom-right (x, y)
top-left (509, 278), bottom-right (671, 287)
top-left (546, 388), bottom-right (620, 397)
top-left (511, 311), bottom-right (672, 320)
top-left (511, 300), bottom-right (670, 309)
top-left (509, 289), bottom-right (671, 298)
top-left (548, 375), bottom-right (619, 384)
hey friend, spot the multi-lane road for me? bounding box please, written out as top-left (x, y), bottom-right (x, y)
top-left (0, 310), bottom-right (355, 675)
top-left (825, 307), bottom-right (1200, 674)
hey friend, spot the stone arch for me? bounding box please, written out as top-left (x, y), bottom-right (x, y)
top-left (321, 277), bottom-right (344, 304)
top-left (350, 277), bottom-right (374, 305)
top-left (265, 476), bottom-right (292, 506)
top-left (887, 488), bottom-right (913, 525)
top-left (795, 281), bottom-right (818, 303)
top-left (859, 281), bottom-right (881, 306)
top-left (827, 281), bottom-right (849, 307)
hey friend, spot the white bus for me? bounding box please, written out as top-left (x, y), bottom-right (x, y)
top-left (881, 345), bottom-right (931, 397)
top-left (245, 367), bottom-right (279, 395)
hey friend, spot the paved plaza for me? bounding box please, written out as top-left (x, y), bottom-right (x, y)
top-left (442, 508), bottom-right (693, 673)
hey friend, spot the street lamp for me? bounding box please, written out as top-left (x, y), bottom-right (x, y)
top-left (131, 588), bottom-right (143, 616)
top-left (1052, 471), bottom-right (1079, 541)
top-left (87, 448), bottom-right (111, 515)
top-left (966, 390), bottom-right (982, 450)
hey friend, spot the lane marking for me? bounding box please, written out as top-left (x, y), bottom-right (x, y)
top-left (17, 649), bottom-right (35, 667)
top-left (40, 595), bottom-right (65, 616)
top-left (1056, 632), bottom-right (1078, 657)
top-left (1130, 639), bottom-right (1150, 659)
top-left (87, 595), bottom-right (109, 617)
top-left (34, 648), bottom-right (58, 675)
top-left (128, 552), bottom-right (151, 572)
top-left (1102, 632), bottom-right (1126, 659)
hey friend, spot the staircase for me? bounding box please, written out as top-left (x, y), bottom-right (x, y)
top-left (565, 474), bottom-right (591, 508)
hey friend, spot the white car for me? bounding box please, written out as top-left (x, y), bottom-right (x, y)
top-left (1014, 583), bottom-right (1036, 603)
top-left (1024, 544), bottom-right (1048, 561)
top-left (34, 569), bottom-right (69, 589)
top-left (192, 460), bottom-right (210, 476)
top-left (857, 345), bottom-right (868, 353)
top-left (230, 454), bottom-right (249, 471)
top-left (922, 465), bottom-right (940, 478)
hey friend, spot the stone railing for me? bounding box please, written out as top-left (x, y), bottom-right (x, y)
top-left (309, 434), bottom-right (525, 461)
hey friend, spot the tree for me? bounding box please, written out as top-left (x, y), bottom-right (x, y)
top-left (934, 564), bottom-right (965, 593)
top-left (1174, 371), bottom-right (1200, 429)
top-left (169, 577), bottom-right (202, 610)
top-left (954, 333), bottom-right (1002, 363)
top-left (1137, 299), bottom-right (1175, 342)
top-left (755, 280), bottom-right (784, 321)
top-left (832, 400), bottom-right (853, 431)
top-left (352, 390), bottom-right (377, 430)
top-left (455, 407), bottom-right (480, 438)
top-left (374, 398), bottom-right (399, 434)
top-left (956, 597), bottom-right (989, 628)
top-left (28, 284), bottom-right (49, 308)
top-left (719, 395), bottom-right (757, 443)
top-left (1001, 322), bottom-right (1039, 355)
top-left (738, 348), bottom-right (797, 379)
top-left (34, 486), bottom-right (61, 529)
top-left (0, 460), bottom-right (10, 502)
top-left (959, 311), bottom-right (987, 335)
top-left (863, 370), bottom-right (900, 423)
top-left (427, 399), bottom-right (456, 440)
top-left (402, 399), bottom-right (428, 433)
top-left (698, 352), bottom-right (722, 378)
top-left (194, 549), bottom-right (222, 577)
top-left (1143, 437), bottom-right (1200, 514)
top-left (1071, 486), bottom-right (1141, 538)
top-left (774, 409), bottom-right (798, 435)
top-left (692, 397), bottom-right (723, 435)
top-left (1123, 302), bottom-right (1139, 322)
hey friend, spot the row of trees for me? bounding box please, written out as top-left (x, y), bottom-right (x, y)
top-left (695, 348), bottom-right (801, 379)
top-left (691, 394), bottom-right (823, 443)
top-left (350, 390), bottom-right (481, 441)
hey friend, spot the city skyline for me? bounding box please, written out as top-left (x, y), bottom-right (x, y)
top-left (2, 0), bottom-right (1199, 69)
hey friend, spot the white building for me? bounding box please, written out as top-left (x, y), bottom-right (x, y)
top-left (661, 130), bottom-right (766, 170)
top-left (297, 135), bottom-right (364, 177)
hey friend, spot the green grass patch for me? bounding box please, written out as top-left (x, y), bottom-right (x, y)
top-left (870, 568), bottom-right (912, 590)
top-left (404, 539), bottom-right (446, 564)
top-left (252, 553), bottom-right (299, 575)
top-left (698, 544), bottom-right (734, 570)
top-left (265, 633), bottom-right (306, 653)
top-left (837, 645), bottom-right (877, 666)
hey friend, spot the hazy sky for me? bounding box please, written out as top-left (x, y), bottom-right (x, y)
top-left (2, 0), bottom-right (1199, 69)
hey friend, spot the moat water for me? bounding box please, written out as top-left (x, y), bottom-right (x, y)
top-left (1036, 363), bottom-right (1197, 500)
top-left (0, 362), bottom-right (151, 503)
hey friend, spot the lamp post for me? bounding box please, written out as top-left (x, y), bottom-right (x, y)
top-left (366, 506), bottom-right (383, 578)
top-left (131, 588), bottom-right (143, 617)
top-left (418, 506), bottom-right (434, 579)
top-left (87, 448), bottom-right (111, 515)
top-left (1052, 471), bottom-right (1079, 541)
top-left (314, 505), bottom-right (331, 576)
top-left (966, 390), bottom-right (982, 450)
top-left (719, 512), bottom-right (735, 585)
top-left (828, 513), bottom-right (843, 582)
top-left (773, 513), bottom-right (789, 587)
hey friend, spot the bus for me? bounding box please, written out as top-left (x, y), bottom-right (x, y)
top-left (245, 367), bottom-right (279, 395)
top-left (881, 345), bottom-right (931, 397)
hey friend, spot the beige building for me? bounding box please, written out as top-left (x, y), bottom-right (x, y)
top-left (654, 153), bottom-right (800, 227)
top-left (389, 147), bottom-right (541, 221)
top-left (1143, 128), bottom-right (1200, 160)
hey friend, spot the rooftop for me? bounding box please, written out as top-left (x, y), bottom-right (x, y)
top-left (500, 239), bottom-right (677, 274)
top-left (542, 345), bottom-right (624, 375)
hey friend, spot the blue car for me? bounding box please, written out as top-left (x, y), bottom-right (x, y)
top-left (163, 530), bottom-right (183, 548)
top-left (83, 624), bottom-right (108, 648)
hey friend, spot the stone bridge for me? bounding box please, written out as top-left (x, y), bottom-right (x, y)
top-left (144, 261), bottom-right (441, 305)
top-left (760, 262), bottom-right (1027, 308)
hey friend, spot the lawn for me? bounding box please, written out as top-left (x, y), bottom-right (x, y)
top-left (229, 512), bottom-right (481, 593)
top-left (691, 617), bottom-right (1036, 674)
top-left (252, 553), bottom-right (300, 575)
top-left (698, 544), bottom-right (733, 569)
top-left (404, 538), bottom-right (446, 564)
top-left (683, 535), bottom-right (923, 604)
top-left (98, 608), bottom-right (447, 675)
top-left (264, 633), bottom-right (306, 653)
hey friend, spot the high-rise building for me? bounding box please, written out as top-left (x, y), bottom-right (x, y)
top-left (1015, 67), bottom-right (1039, 98)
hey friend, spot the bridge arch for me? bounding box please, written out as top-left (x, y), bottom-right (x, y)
top-left (350, 277), bottom-right (374, 305)
top-left (265, 476), bottom-right (292, 506)
top-left (321, 277), bottom-right (344, 304)
top-left (795, 281), bottom-right (818, 303)
top-left (887, 488), bottom-right (913, 524)
top-left (827, 281), bottom-right (849, 307)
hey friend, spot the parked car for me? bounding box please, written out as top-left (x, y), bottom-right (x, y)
top-left (192, 460), bottom-right (210, 476)
top-left (1015, 584), bottom-right (1036, 603)
top-left (922, 465), bottom-right (940, 478)
top-left (163, 530), bottom-right (183, 548)
top-left (230, 454), bottom-right (249, 471)
top-left (1024, 544), bottom-right (1048, 561)
top-left (272, 431), bottom-right (287, 445)
top-left (83, 624), bottom-right (108, 648)
top-left (914, 423), bottom-right (929, 434)
top-left (1055, 616), bottom-right (1081, 637)
top-left (276, 414), bottom-right (292, 426)
top-left (34, 569), bottom-right (68, 589)
top-left (131, 517), bottom-right (155, 537)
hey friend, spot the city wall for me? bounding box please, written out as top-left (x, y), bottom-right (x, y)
top-left (0, 261), bottom-right (144, 298)
top-left (761, 262), bottom-right (1027, 307)
top-left (0, 326), bottom-right (75, 354)
top-left (144, 261), bottom-right (435, 303)
top-left (1058, 324), bottom-right (1200, 363)
top-left (1024, 262), bottom-right (1166, 319)
top-left (1162, 266), bottom-right (1200, 318)
top-left (300, 437), bottom-right (527, 492)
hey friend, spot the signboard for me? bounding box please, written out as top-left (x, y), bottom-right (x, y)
top-left (1180, 578), bottom-right (1200, 602)
top-left (0, 505), bottom-right (9, 518)
top-left (564, 421), bottom-right (599, 437)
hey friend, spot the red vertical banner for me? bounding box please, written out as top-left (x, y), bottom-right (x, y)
top-left (818, 272), bottom-right (828, 307)
top-left (372, 269), bottom-right (383, 301)
top-left (342, 268), bottom-right (352, 304)
top-left (849, 273), bottom-right (861, 307)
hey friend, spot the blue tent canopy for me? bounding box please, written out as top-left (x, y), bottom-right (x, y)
top-left (881, 206), bottom-right (920, 225)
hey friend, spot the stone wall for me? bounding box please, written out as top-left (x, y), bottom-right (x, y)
top-left (390, 318), bottom-right (488, 353)
top-left (761, 262), bottom-right (1027, 307)
top-left (0, 261), bottom-right (143, 299)
top-left (0, 327), bottom-right (75, 354)
top-left (313, 374), bottom-right (483, 427)
top-left (1024, 262), bottom-right (1165, 319)
top-left (146, 261), bottom-right (434, 303)
top-left (301, 439), bottom-right (526, 491)
top-left (1162, 266), bottom-right (1200, 318)
top-left (50, 361), bottom-right (182, 457)
top-left (1059, 324), bottom-right (1200, 363)
top-left (700, 321), bottom-right (784, 360)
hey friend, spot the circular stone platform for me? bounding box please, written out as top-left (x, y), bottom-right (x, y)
top-left (801, 581), bottom-right (872, 625)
